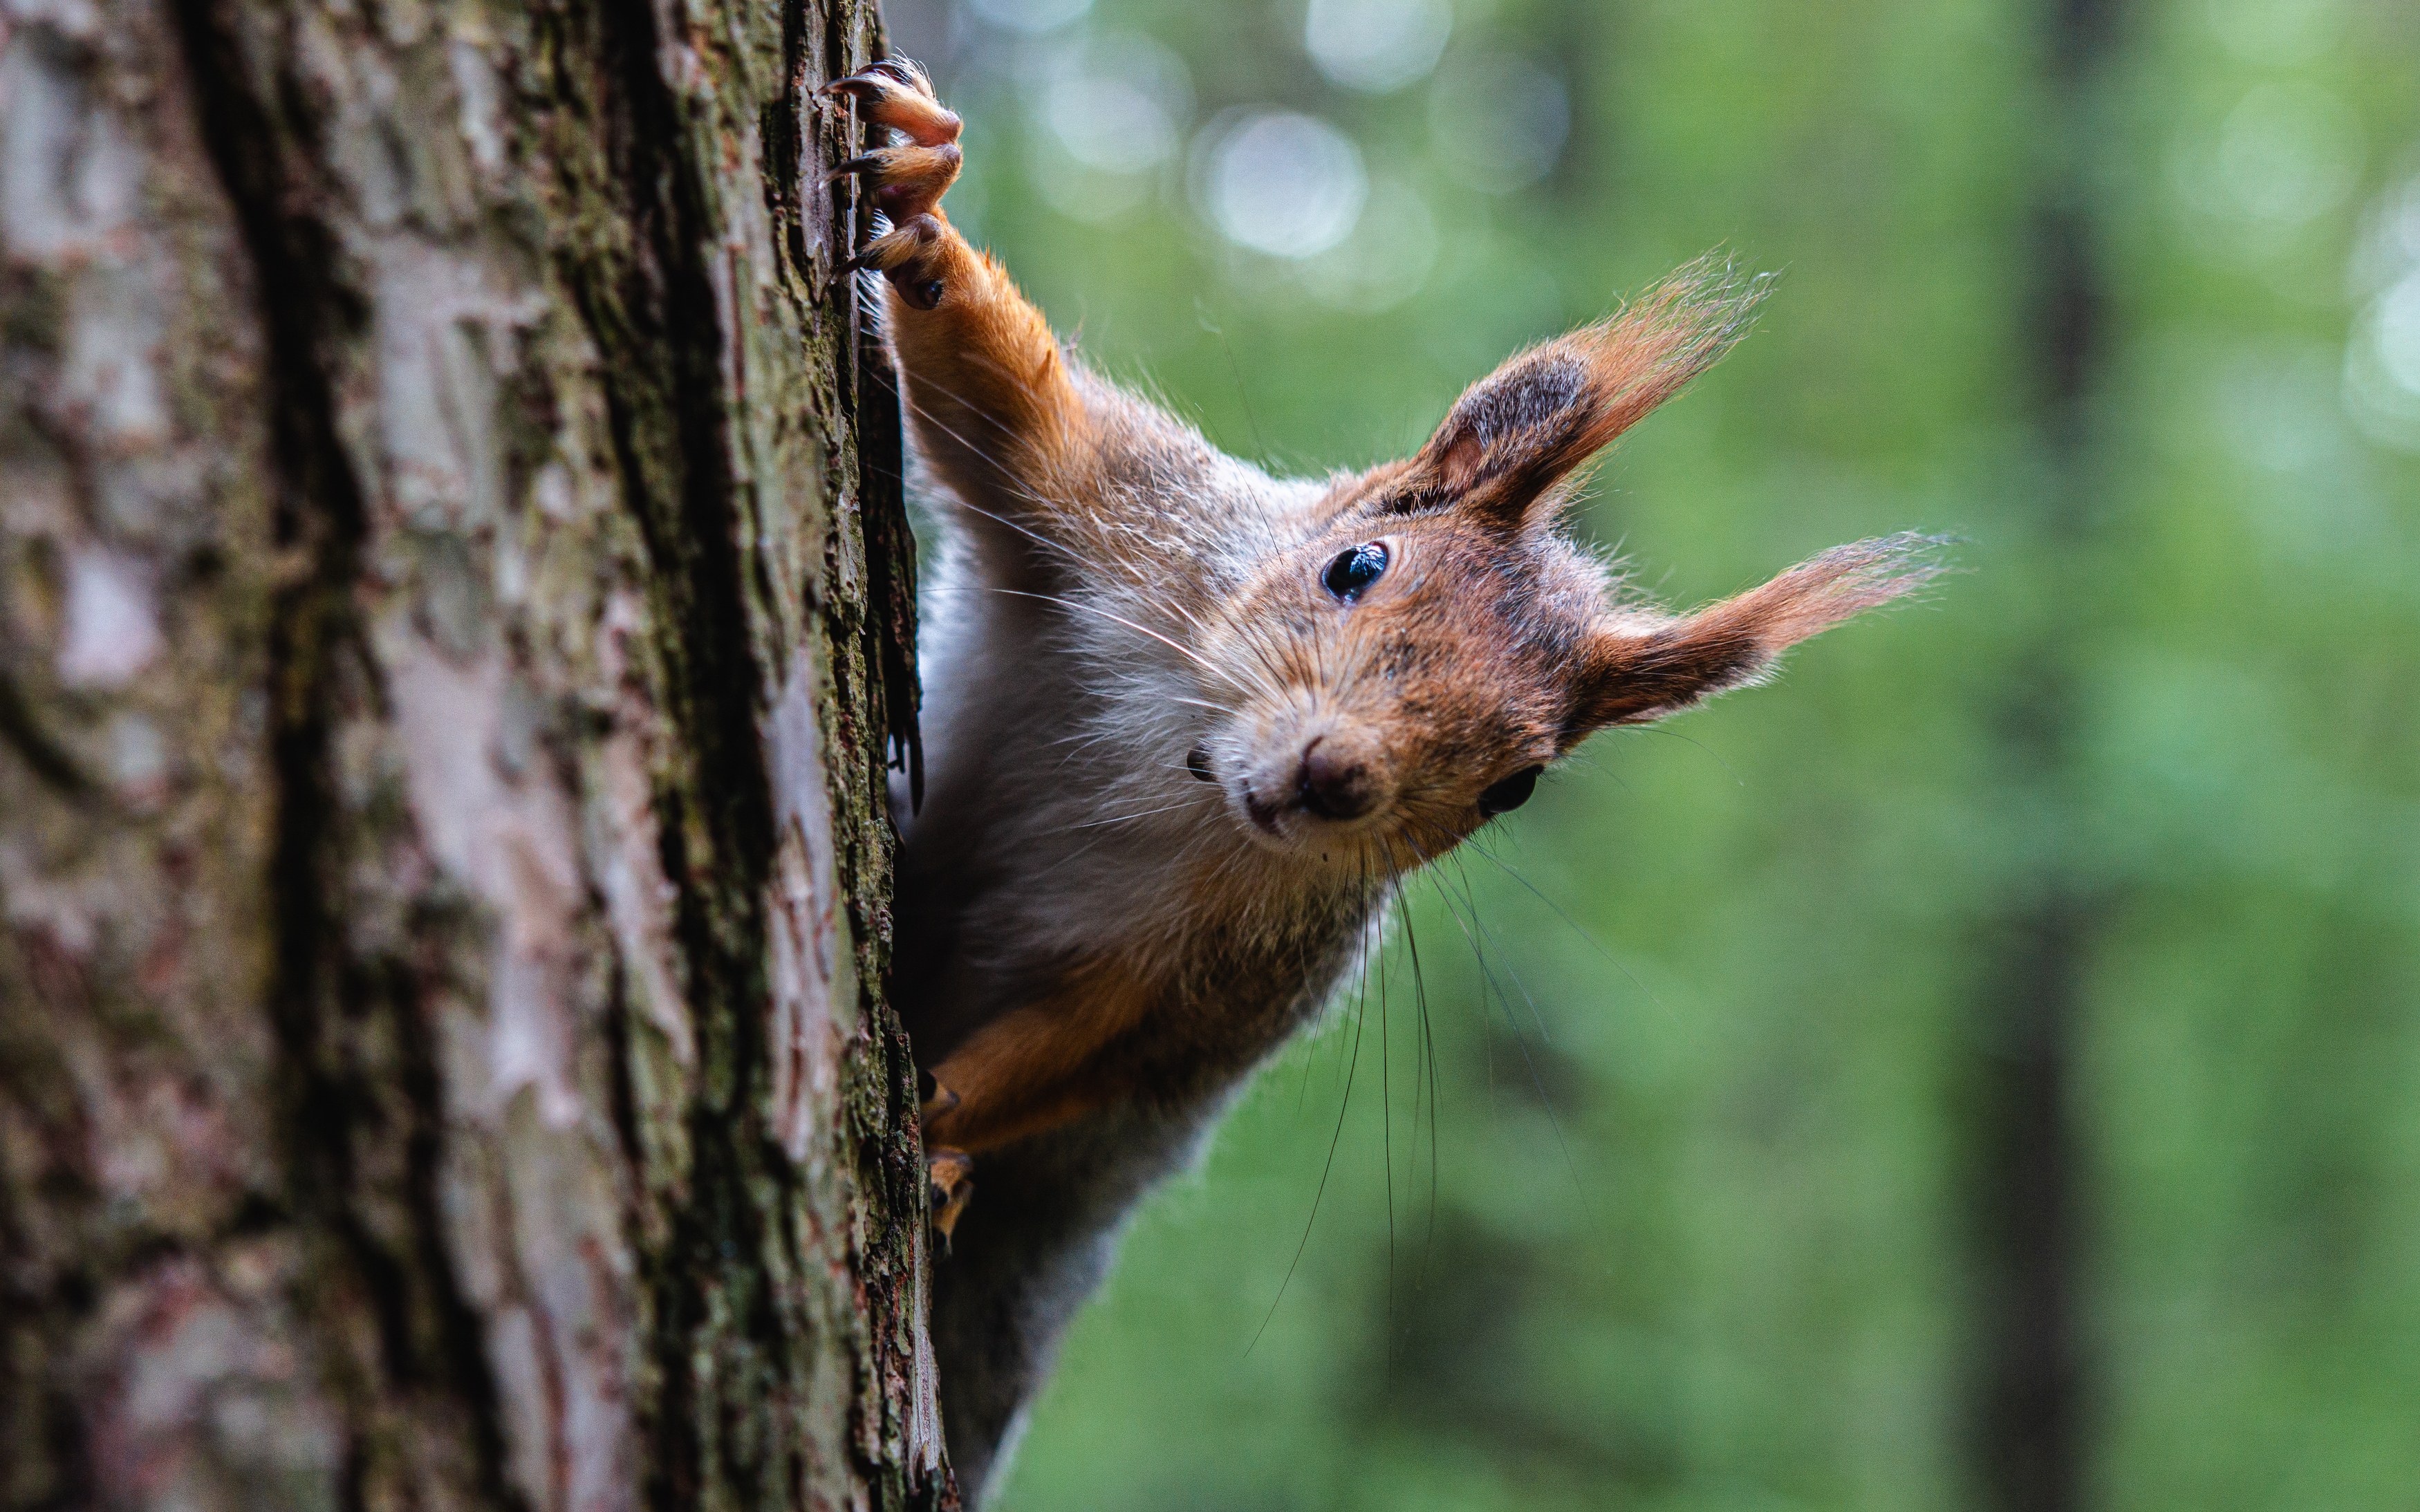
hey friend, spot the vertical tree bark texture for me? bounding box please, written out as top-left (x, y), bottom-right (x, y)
top-left (0, 0), bottom-right (947, 1507)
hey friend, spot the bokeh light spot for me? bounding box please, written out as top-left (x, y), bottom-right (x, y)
top-left (1197, 110), bottom-right (1367, 259)
top-left (1300, 175), bottom-right (1437, 312)
top-left (1304, 0), bottom-right (1452, 94)
top-left (2213, 84), bottom-right (2363, 227)
top-left (1428, 51), bottom-right (1570, 192)
top-left (967, 0), bottom-right (1093, 35)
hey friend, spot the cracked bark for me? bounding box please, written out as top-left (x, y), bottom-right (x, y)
top-left (0, 0), bottom-right (948, 1508)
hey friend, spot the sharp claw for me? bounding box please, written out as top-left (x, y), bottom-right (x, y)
top-left (826, 59), bottom-right (922, 102)
top-left (824, 61), bottom-right (958, 276)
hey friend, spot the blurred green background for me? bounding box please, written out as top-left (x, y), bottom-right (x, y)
top-left (882, 0), bottom-right (2420, 1506)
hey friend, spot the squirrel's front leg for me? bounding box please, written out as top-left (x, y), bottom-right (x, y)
top-left (909, 960), bottom-right (1158, 1238)
top-left (826, 61), bottom-right (1086, 534)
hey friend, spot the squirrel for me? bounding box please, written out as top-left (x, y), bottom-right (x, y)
top-left (827, 59), bottom-right (1939, 1502)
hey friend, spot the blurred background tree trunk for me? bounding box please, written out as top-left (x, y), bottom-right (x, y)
top-left (0, 0), bottom-right (947, 1508)
top-left (1964, 3), bottom-right (2121, 1509)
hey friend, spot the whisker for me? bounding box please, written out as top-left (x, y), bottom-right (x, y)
top-left (1425, 864), bottom-right (1591, 1209)
top-left (894, 393), bottom-right (1079, 558)
top-left (1462, 836), bottom-right (1673, 1023)
top-left (1404, 912), bottom-right (1442, 1293)
top-left (1249, 889), bottom-right (1374, 1359)
top-left (1376, 858), bottom-right (1396, 1358)
top-left (1446, 852), bottom-right (1556, 1049)
top-left (1068, 795), bottom-right (1215, 830)
top-left (986, 588), bottom-right (1245, 692)
top-left (1169, 696), bottom-right (1242, 718)
top-left (1630, 721), bottom-right (1746, 786)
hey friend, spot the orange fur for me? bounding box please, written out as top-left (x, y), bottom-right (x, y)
top-left (886, 234), bottom-right (1085, 519)
top-left (921, 955), bottom-right (1155, 1157)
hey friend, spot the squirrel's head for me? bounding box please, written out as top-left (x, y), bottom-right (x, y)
top-left (1189, 262), bottom-right (1939, 866)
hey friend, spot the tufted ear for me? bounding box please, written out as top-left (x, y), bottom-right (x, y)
top-left (1394, 257), bottom-right (1769, 529)
top-left (1572, 534), bottom-right (1943, 733)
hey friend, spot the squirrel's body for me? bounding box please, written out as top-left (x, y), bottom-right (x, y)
top-left (892, 377), bottom-right (1388, 1489)
top-left (897, 382), bottom-right (1378, 1119)
top-left (830, 61), bottom-right (1936, 1502)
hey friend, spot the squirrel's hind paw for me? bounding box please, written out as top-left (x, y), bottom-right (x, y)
top-left (927, 1148), bottom-right (976, 1244)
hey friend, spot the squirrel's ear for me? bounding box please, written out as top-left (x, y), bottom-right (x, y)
top-left (1404, 258), bottom-right (1768, 530)
top-left (1570, 534), bottom-right (1942, 733)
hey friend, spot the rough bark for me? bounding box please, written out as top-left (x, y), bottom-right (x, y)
top-left (0, 0), bottom-right (947, 1507)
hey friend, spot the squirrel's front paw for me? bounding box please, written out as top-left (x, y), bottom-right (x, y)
top-left (823, 59), bottom-right (962, 308)
top-left (927, 1147), bottom-right (975, 1244)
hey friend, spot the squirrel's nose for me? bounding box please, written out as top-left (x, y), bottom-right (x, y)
top-left (1297, 736), bottom-right (1378, 821)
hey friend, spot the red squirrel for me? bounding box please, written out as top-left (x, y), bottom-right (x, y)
top-left (829, 59), bottom-right (1937, 1500)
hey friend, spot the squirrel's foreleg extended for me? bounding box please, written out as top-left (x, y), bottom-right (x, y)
top-left (827, 61), bottom-right (1087, 540)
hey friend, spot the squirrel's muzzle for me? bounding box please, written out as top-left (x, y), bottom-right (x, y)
top-left (1236, 719), bottom-right (1392, 841)
top-left (1298, 734), bottom-right (1379, 821)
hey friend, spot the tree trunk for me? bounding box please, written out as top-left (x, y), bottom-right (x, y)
top-left (0, 0), bottom-right (948, 1507)
top-left (1963, 3), bottom-right (2119, 1509)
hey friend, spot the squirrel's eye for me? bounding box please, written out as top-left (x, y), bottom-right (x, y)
top-left (1321, 541), bottom-right (1390, 603)
top-left (1477, 765), bottom-right (1542, 817)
